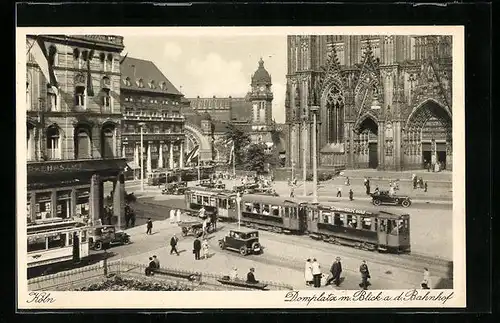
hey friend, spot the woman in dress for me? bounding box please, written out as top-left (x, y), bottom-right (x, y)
top-left (202, 239), bottom-right (209, 259)
top-left (304, 259), bottom-right (314, 286)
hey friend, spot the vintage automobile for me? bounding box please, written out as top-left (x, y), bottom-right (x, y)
top-left (162, 181), bottom-right (188, 195)
top-left (233, 183), bottom-right (259, 194)
top-left (218, 229), bottom-right (262, 256)
top-left (370, 191), bottom-right (412, 208)
top-left (247, 187), bottom-right (279, 196)
top-left (88, 225), bottom-right (131, 250)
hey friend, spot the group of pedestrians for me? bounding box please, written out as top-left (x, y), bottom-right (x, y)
top-left (412, 174), bottom-right (428, 192)
top-left (145, 255), bottom-right (160, 276)
top-left (192, 236), bottom-right (209, 260)
top-left (304, 258), bottom-right (371, 290)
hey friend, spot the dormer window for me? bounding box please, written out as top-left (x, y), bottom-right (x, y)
top-left (160, 82), bottom-right (167, 90)
top-left (137, 79), bottom-right (144, 88)
top-left (149, 80), bottom-right (156, 89)
top-left (124, 77), bottom-right (132, 86)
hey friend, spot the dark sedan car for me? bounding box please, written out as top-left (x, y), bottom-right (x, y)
top-left (370, 191), bottom-right (412, 208)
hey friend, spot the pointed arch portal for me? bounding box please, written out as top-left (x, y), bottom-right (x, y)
top-left (354, 114), bottom-right (379, 169)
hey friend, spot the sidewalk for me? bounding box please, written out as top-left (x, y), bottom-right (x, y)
top-left (340, 169), bottom-right (452, 183)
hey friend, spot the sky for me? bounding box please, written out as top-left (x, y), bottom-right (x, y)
top-left (122, 35), bottom-right (288, 123)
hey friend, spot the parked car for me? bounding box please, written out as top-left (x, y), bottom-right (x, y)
top-left (162, 181), bottom-right (188, 195)
top-left (218, 229), bottom-right (262, 256)
top-left (88, 225), bottom-right (131, 250)
top-left (370, 191), bottom-right (412, 208)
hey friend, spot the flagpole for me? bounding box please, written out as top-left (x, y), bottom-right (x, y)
top-left (232, 142), bottom-right (236, 190)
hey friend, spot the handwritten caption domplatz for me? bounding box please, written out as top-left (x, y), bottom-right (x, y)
top-left (284, 290), bottom-right (454, 306)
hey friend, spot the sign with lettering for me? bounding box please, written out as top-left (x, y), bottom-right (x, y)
top-left (27, 159), bottom-right (127, 175)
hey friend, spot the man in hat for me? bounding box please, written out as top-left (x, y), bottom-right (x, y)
top-left (359, 260), bottom-right (371, 290)
top-left (246, 267), bottom-right (259, 284)
top-left (327, 257), bottom-right (343, 287)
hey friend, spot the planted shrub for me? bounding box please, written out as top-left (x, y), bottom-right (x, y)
top-left (76, 275), bottom-right (193, 291)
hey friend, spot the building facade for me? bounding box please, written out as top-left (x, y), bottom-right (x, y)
top-left (285, 35), bottom-right (453, 171)
top-left (26, 35), bottom-right (126, 225)
top-left (185, 58), bottom-right (279, 164)
top-left (119, 57), bottom-right (186, 178)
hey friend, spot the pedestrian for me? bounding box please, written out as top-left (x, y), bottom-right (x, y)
top-left (359, 260), bottom-right (371, 290)
top-left (152, 255), bottom-right (160, 268)
top-left (145, 257), bottom-right (155, 276)
top-left (230, 267), bottom-right (238, 280)
top-left (193, 237), bottom-right (201, 260)
top-left (246, 267), bottom-right (259, 284)
top-left (326, 257), bottom-right (342, 287)
top-left (146, 218), bottom-right (153, 235)
top-left (374, 186), bottom-right (380, 194)
top-left (336, 187), bottom-right (342, 198)
top-left (198, 206), bottom-right (206, 219)
top-left (202, 238), bottom-right (209, 259)
top-left (169, 208), bottom-right (176, 224)
top-left (176, 208), bottom-right (182, 223)
top-left (366, 183), bottom-right (371, 195)
top-left (131, 211), bottom-right (136, 227)
top-left (424, 181), bottom-right (428, 192)
top-left (290, 186), bottom-right (295, 198)
top-left (345, 177), bottom-right (350, 186)
top-left (304, 259), bottom-right (314, 286)
top-left (421, 268), bottom-right (431, 289)
top-left (311, 258), bottom-right (322, 288)
top-left (389, 186), bottom-right (395, 196)
top-left (349, 189), bottom-right (354, 201)
top-left (170, 234), bottom-right (180, 256)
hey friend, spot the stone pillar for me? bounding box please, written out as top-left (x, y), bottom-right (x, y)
top-left (30, 193), bottom-right (36, 222)
top-left (89, 174), bottom-right (101, 225)
top-left (122, 145), bottom-right (126, 159)
top-left (51, 189), bottom-right (57, 218)
top-left (146, 142), bottom-right (152, 173)
top-left (348, 124), bottom-right (355, 168)
top-left (179, 142), bottom-right (184, 169)
top-left (378, 121), bottom-right (385, 170)
top-left (431, 140), bottom-right (437, 165)
top-left (158, 143), bottom-right (164, 169)
top-left (393, 121), bottom-right (402, 170)
top-left (134, 143), bottom-right (139, 165)
top-left (169, 142), bottom-right (174, 169)
top-left (71, 188), bottom-right (77, 219)
top-left (113, 173), bottom-right (125, 229)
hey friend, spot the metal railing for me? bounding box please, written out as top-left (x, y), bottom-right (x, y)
top-left (28, 260), bottom-right (293, 291)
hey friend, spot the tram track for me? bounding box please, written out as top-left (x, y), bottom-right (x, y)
top-left (134, 199), bottom-right (453, 282)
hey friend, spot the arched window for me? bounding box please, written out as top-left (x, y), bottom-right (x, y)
top-left (137, 78), bottom-right (144, 88)
top-left (161, 82), bottom-right (166, 90)
top-left (101, 76), bottom-right (111, 112)
top-left (101, 125), bottom-right (115, 158)
top-left (75, 86), bottom-right (86, 109)
top-left (27, 123), bottom-right (35, 161)
top-left (47, 84), bottom-right (59, 112)
top-left (46, 126), bottom-right (60, 160)
top-left (74, 126), bottom-right (92, 159)
top-left (124, 77), bottom-right (132, 86)
top-left (150, 80), bottom-right (156, 89)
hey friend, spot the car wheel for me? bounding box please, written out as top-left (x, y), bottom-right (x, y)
top-left (219, 241), bottom-right (226, 249)
top-left (373, 199), bottom-right (381, 206)
top-left (123, 237), bottom-right (130, 244)
top-left (94, 241), bottom-right (103, 251)
top-left (401, 200), bottom-right (411, 208)
top-left (239, 246), bottom-right (247, 256)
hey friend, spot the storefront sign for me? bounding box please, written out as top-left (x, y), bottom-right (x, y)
top-left (27, 158), bottom-right (128, 175)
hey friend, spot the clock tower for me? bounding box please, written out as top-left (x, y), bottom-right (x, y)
top-left (249, 58), bottom-right (273, 126)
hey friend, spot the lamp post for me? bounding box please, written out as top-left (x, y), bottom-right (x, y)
top-left (302, 114), bottom-right (308, 197)
top-left (236, 192), bottom-right (242, 230)
top-left (197, 153), bottom-right (201, 183)
top-left (138, 122), bottom-right (146, 192)
top-left (310, 106), bottom-right (319, 204)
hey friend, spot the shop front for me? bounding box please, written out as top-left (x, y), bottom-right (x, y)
top-left (27, 158), bottom-right (127, 226)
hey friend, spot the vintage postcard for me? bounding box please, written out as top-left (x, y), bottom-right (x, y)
top-left (16, 26), bottom-right (465, 309)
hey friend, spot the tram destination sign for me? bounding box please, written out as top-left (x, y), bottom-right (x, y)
top-left (27, 158), bottom-right (128, 175)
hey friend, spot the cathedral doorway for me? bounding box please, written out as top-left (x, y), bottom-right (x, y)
top-left (355, 116), bottom-right (378, 169)
top-left (405, 99), bottom-right (452, 170)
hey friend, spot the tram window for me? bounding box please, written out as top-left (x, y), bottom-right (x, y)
top-left (322, 212), bottom-right (330, 223)
top-left (191, 195), bottom-right (197, 204)
top-left (346, 215), bottom-right (357, 228)
top-left (252, 203), bottom-right (260, 213)
top-left (284, 207), bottom-right (290, 218)
top-left (219, 199), bottom-right (227, 209)
top-left (244, 203), bottom-right (252, 212)
top-left (313, 211), bottom-right (319, 221)
top-left (398, 219), bottom-right (409, 235)
top-left (389, 220), bottom-right (399, 235)
top-left (27, 237), bottom-right (46, 252)
top-left (81, 230), bottom-right (87, 242)
top-left (48, 234), bottom-right (66, 249)
top-left (196, 196), bottom-right (202, 204)
top-left (262, 205), bottom-right (270, 215)
top-left (203, 196), bottom-right (209, 205)
top-left (379, 219), bottom-right (387, 232)
top-left (68, 232), bottom-right (73, 245)
top-left (229, 198), bottom-right (236, 209)
top-left (361, 217), bottom-right (372, 230)
top-left (271, 206), bottom-right (280, 216)
top-left (334, 213), bottom-right (343, 226)
top-left (210, 197), bottom-right (216, 207)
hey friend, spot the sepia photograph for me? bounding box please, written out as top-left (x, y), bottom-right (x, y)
top-left (17, 26), bottom-right (465, 309)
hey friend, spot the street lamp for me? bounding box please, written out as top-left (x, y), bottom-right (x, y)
top-left (138, 122), bottom-right (146, 192)
top-left (310, 106), bottom-right (319, 204)
top-left (236, 192), bottom-right (242, 230)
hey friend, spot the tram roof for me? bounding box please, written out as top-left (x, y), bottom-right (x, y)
top-left (187, 187), bottom-right (236, 196)
top-left (240, 194), bottom-right (300, 205)
top-left (313, 201), bottom-right (409, 219)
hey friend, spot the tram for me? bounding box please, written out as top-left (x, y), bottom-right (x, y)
top-left (27, 218), bottom-right (90, 269)
top-left (184, 187), bottom-right (237, 222)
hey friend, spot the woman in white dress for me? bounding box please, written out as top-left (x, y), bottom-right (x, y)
top-left (304, 259), bottom-right (314, 286)
top-left (202, 239), bottom-right (209, 259)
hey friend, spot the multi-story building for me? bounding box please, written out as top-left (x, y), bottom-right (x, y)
top-left (119, 57), bottom-right (186, 178)
top-left (285, 35), bottom-right (453, 171)
top-left (26, 35), bottom-right (126, 225)
top-left (185, 58), bottom-right (281, 163)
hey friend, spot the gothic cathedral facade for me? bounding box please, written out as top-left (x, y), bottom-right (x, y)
top-left (285, 35), bottom-right (453, 171)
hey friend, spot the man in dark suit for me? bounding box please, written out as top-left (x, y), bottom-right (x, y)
top-left (170, 234), bottom-right (180, 256)
top-left (327, 257), bottom-right (343, 287)
top-left (246, 268), bottom-right (259, 284)
top-left (193, 237), bottom-right (201, 260)
top-left (359, 260), bottom-right (371, 290)
top-left (146, 218), bottom-right (153, 235)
